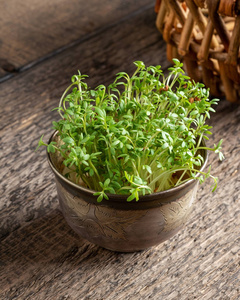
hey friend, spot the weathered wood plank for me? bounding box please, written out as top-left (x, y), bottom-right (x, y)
top-left (0, 0), bottom-right (153, 77)
top-left (1, 3), bottom-right (240, 299)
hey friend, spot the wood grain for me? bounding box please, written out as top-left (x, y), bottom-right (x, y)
top-left (0, 3), bottom-right (240, 300)
top-left (0, 0), bottom-right (153, 78)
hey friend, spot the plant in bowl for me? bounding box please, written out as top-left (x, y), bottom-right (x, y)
top-left (37, 59), bottom-right (224, 252)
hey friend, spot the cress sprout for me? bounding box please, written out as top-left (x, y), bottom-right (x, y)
top-left (37, 59), bottom-right (224, 202)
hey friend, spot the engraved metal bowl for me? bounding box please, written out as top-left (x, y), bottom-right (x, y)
top-left (47, 131), bottom-right (208, 252)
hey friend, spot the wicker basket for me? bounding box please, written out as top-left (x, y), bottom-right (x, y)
top-left (155, 0), bottom-right (240, 103)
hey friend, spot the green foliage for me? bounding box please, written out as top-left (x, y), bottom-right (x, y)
top-left (38, 59), bottom-right (224, 202)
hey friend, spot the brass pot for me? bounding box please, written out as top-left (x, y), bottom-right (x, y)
top-left (48, 131), bottom-right (208, 252)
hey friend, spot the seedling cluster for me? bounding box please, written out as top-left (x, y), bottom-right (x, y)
top-left (37, 59), bottom-right (224, 202)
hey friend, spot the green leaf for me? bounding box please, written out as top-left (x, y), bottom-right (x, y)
top-left (112, 140), bottom-right (120, 146)
top-left (35, 135), bottom-right (47, 151)
top-left (94, 106), bottom-right (106, 118)
top-left (143, 165), bottom-right (152, 174)
top-left (103, 192), bottom-right (109, 200)
top-left (104, 178), bottom-right (111, 188)
top-left (80, 135), bottom-right (90, 144)
top-left (162, 142), bottom-right (169, 149)
top-left (97, 194), bottom-right (103, 202)
top-left (133, 61), bottom-right (145, 69)
top-left (62, 137), bottom-right (75, 145)
top-left (47, 143), bottom-right (56, 153)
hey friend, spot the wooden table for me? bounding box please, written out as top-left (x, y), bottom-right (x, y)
top-left (1, 1), bottom-right (240, 299)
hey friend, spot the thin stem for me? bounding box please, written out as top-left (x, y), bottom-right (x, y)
top-left (58, 82), bottom-right (78, 118)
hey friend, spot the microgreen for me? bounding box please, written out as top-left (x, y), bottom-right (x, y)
top-left (37, 59), bottom-right (224, 202)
